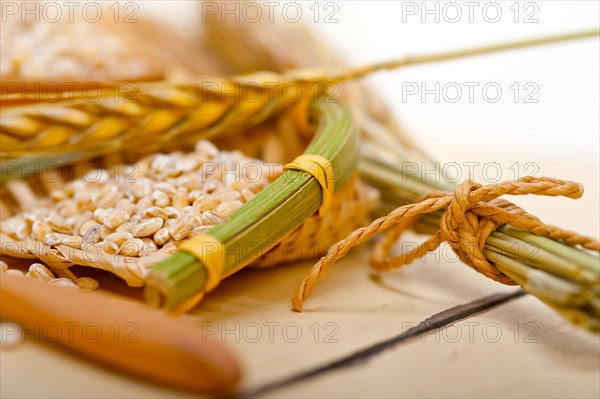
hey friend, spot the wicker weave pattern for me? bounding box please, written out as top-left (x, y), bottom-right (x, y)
top-left (251, 174), bottom-right (379, 269)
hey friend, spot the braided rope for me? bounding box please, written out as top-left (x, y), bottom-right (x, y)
top-left (292, 177), bottom-right (600, 311)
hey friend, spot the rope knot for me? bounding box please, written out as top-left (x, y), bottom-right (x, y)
top-left (439, 179), bottom-right (514, 284)
top-left (292, 176), bottom-right (598, 311)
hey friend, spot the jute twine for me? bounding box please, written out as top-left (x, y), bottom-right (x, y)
top-left (293, 177), bottom-right (600, 311)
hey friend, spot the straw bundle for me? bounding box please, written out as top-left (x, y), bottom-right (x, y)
top-left (0, 9), bottom-right (598, 331)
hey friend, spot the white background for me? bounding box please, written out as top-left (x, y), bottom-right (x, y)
top-left (313, 1), bottom-right (600, 162)
top-left (139, 0), bottom-right (600, 165)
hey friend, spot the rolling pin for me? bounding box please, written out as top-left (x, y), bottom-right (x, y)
top-left (0, 272), bottom-right (241, 395)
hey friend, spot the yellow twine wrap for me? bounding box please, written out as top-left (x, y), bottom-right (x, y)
top-left (284, 154), bottom-right (335, 216)
top-left (178, 234), bottom-right (225, 292)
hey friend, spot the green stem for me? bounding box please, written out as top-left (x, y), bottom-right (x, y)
top-left (145, 101), bottom-right (359, 310)
top-left (360, 155), bottom-right (600, 331)
top-left (331, 29), bottom-right (600, 82)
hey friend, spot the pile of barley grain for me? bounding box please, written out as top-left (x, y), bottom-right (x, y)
top-left (1, 260), bottom-right (99, 291)
top-left (0, 140), bottom-right (279, 287)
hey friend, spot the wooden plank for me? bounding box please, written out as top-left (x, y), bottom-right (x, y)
top-left (258, 295), bottom-right (600, 398)
top-left (0, 244), bottom-right (523, 398)
top-left (243, 290), bottom-right (526, 398)
top-left (2, 137), bottom-right (598, 399)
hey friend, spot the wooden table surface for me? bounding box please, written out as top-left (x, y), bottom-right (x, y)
top-left (1, 148), bottom-right (598, 398)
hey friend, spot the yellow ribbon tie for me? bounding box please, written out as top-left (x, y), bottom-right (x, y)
top-left (178, 234), bottom-right (225, 293)
top-left (284, 154), bottom-right (335, 217)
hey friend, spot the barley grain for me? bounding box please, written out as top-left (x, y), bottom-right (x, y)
top-left (160, 242), bottom-right (178, 254)
top-left (153, 227), bottom-right (170, 246)
top-left (151, 154), bottom-right (173, 172)
top-left (46, 214), bottom-right (72, 234)
top-left (131, 178), bottom-right (153, 198)
top-left (58, 200), bottom-right (78, 217)
top-left (201, 211), bottom-right (222, 226)
top-left (215, 190), bottom-right (241, 202)
top-left (97, 241), bottom-right (119, 254)
top-left (75, 277), bottom-right (99, 292)
top-left (136, 196), bottom-right (153, 213)
top-left (176, 156), bottom-right (199, 173)
top-left (100, 225), bottom-right (112, 239)
top-left (93, 208), bottom-right (108, 223)
top-left (180, 206), bottom-right (202, 224)
top-left (142, 206), bottom-right (168, 220)
top-left (193, 195), bottom-right (220, 211)
top-left (212, 200), bottom-right (243, 219)
top-left (97, 187), bottom-right (123, 208)
top-left (43, 232), bottom-right (69, 246)
top-left (102, 208), bottom-right (129, 230)
top-left (15, 223), bottom-right (29, 240)
top-left (116, 221), bottom-right (136, 233)
top-left (32, 221), bottom-right (51, 242)
top-left (62, 236), bottom-right (83, 249)
top-left (177, 175), bottom-right (204, 191)
top-left (75, 192), bottom-right (95, 211)
top-left (172, 187), bottom-right (189, 210)
top-left (188, 189), bottom-right (207, 203)
top-left (169, 215), bottom-right (194, 241)
top-left (132, 217), bottom-right (163, 238)
top-left (195, 140), bottom-right (219, 158)
top-left (115, 198), bottom-right (135, 215)
top-left (82, 224), bottom-right (101, 244)
top-left (0, 221), bottom-right (18, 238)
top-left (120, 238), bottom-right (145, 256)
top-left (140, 238), bottom-right (158, 256)
top-left (154, 182), bottom-right (176, 194)
top-left (204, 181), bottom-right (221, 193)
top-left (2, 140), bottom-right (272, 265)
top-left (50, 189), bottom-right (66, 202)
top-left (105, 231), bottom-right (134, 246)
top-left (24, 212), bottom-right (41, 225)
top-left (163, 206), bottom-right (180, 219)
top-left (191, 226), bottom-right (211, 236)
top-left (73, 211), bottom-right (92, 231)
top-left (26, 263), bottom-right (55, 282)
top-left (79, 220), bottom-right (97, 236)
top-left (151, 190), bottom-right (170, 207)
top-left (85, 169), bottom-right (109, 184)
top-left (50, 278), bottom-right (79, 290)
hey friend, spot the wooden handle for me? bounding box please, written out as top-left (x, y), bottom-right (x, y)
top-left (0, 273), bottom-right (241, 395)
